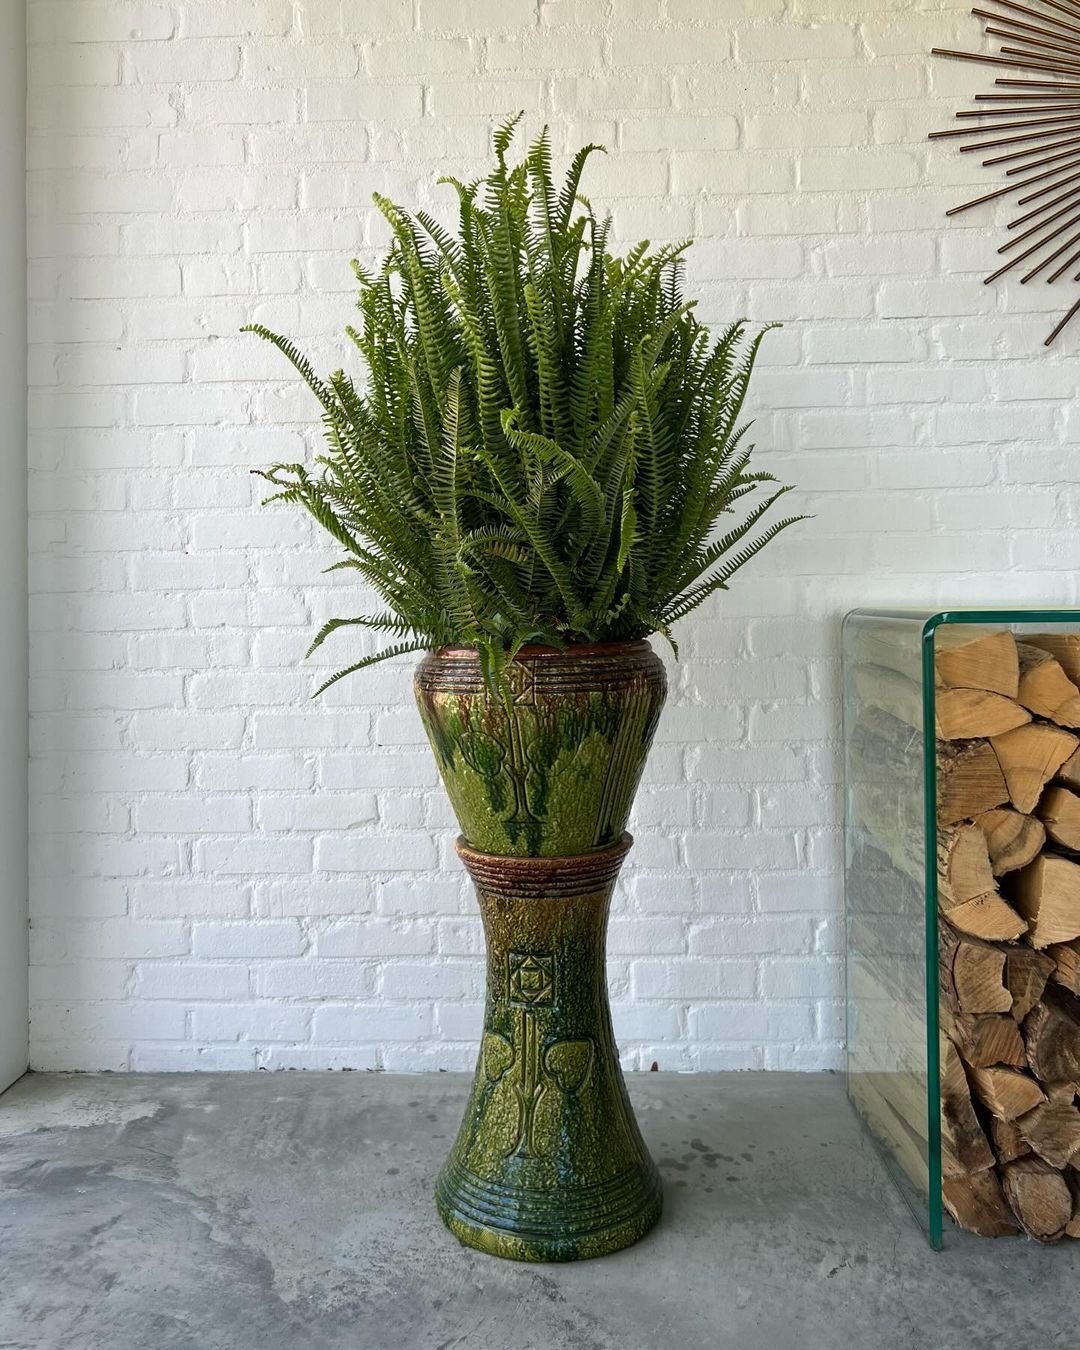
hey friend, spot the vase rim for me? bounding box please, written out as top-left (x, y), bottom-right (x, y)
top-left (430, 639), bottom-right (654, 661)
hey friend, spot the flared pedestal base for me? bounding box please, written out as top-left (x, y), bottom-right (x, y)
top-left (436, 1154), bottom-right (662, 1263)
top-left (437, 835), bottom-right (662, 1263)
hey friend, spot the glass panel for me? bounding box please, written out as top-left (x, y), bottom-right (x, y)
top-left (842, 611), bottom-right (939, 1245)
top-left (845, 607), bottom-right (1080, 1251)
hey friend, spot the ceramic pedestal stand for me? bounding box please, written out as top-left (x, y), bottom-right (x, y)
top-left (434, 833), bottom-right (662, 1262)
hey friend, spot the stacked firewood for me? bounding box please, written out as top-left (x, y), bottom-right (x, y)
top-left (934, 629), bottom-right (1080, 1241)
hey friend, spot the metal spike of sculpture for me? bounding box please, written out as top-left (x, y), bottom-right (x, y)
top-left (932, 0), bottom-right (1080, 343)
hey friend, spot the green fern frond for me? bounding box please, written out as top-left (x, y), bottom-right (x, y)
top-left (306, 613), bottom-right (423, 657)
top-left (312, 641), bottom-right (432, 697)
top-left (245, 119), bottom-right (800, 693)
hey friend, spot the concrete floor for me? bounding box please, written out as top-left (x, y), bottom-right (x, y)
top-left (0, 1074), bottom-right (1075, 1350)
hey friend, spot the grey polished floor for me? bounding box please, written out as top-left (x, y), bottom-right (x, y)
top-left (0, 1071), bottom-right (1074, 1350)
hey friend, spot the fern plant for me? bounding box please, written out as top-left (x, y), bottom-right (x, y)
top-left (245, 115), bottom-right (801, 694)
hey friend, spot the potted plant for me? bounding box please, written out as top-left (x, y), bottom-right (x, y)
top-left (245, 115), bottom-right (800, 1262)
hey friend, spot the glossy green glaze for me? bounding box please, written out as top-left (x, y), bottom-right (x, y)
top-left (417, 643), bottom-right (666, 1260)
top-left (436, 837), bottom-right (662, 1262)
top-left (414, 642), bottom-right (667, 858)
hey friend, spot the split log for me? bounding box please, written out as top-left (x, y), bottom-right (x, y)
top-left (938, 824), bottom-right (1027, 940)
top-left (1013, 854), bottom-right (1080, 949)
top-left (948, 1013), bottom-right (1025, 1069)
top-left (1001, 1156), bottom-right (1073, 1242)
top-left (1024, 988), bottom-right (1080, 1083)
top-left (942, 1169), bottom-right (1018, 1238)
top-left (941, 1036), bottom-right (996, 1176)
top-left (1038, 784), bottom-right (1080, 853)
top-left (1048, 939), bottom-right (1080, 996)
top-left (1004, 946), bottom-right (1055, 1023)
top-left (854, 663), bottom-right (1028, 739)
top-left (1057, 747), bottom-right (1080, 792)
top-left (939, 824), bottom-right (996, 903)
top-left (990, 724), bottom-right (1079, 815)
top-left (1015, 642), bottom-right (1080, 726)
top-left (1017, 1100), bottom-right (1080, 1169)
top-left (936, 688), bottom-right (1030, 740)
top-left (968, 1065), bottom-right (1046, 1121)
top-left (947, 896), bottom-right (1027, 943)
top-left (940, 924), bottom-right (1013, 1014)
top-left (975, 808), bottom-right (1045, 876)
top-left (990, 1116), bottom-right (1032, 1165)
top-left (1068, 1168), bottom-right (1080, 1237)
top-left (938, 739), bottom-right (1011, 826)
top-left (936, 628), bottom-right (1019, 698)
top-left (1026, 633), bottom-right (1080, 686)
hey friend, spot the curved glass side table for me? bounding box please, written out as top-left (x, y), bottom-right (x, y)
top-left (842, 608), bottom-right (1080, 1250)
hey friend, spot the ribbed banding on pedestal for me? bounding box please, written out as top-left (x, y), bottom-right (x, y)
top-left (455, 833), bottom-right (632, 898)
top-left (436, 1155), bottom-right (662, 1263)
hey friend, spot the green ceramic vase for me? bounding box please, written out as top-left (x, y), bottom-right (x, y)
top-left (414, 641), bottom-right (667, 858)
top-left (414, 642), bottom-right (668, 1262)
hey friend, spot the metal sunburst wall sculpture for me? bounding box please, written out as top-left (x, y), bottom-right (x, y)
top-left (932, 1), bottom-right (1080, 345)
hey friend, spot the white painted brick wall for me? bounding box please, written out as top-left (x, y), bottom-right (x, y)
top-left (27, 0), bottom-right (1080, 1073)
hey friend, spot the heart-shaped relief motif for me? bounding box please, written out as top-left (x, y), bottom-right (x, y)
top-left (482, 1031), bottom-right (515, 1084)
top-left (543, 1038), bottom-right (593, 1094)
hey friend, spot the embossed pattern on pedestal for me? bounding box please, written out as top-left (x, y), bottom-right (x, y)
top-left (435, 835), bottom-right (663, 1263)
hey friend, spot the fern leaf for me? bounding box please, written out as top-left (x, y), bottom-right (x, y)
top-left (311, 641), bottom-right (431, 698)
top-left (244, 120), bottom-right (800, 694)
